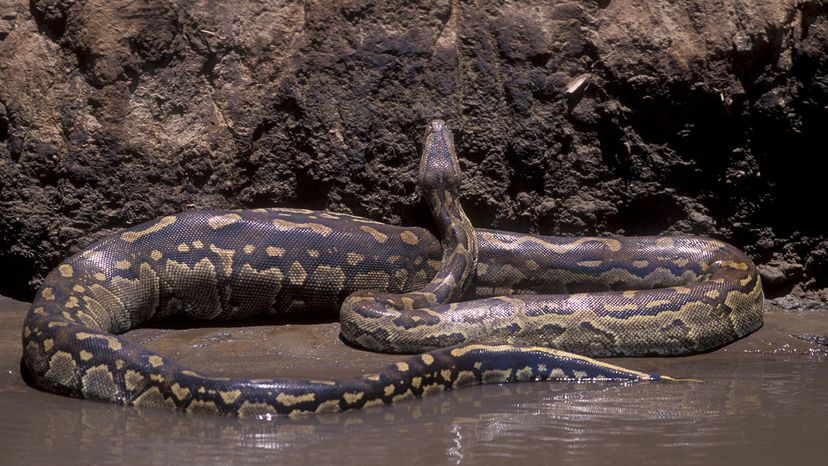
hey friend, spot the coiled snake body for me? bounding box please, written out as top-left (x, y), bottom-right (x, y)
top-left (21, 121), bottom-right (764, 417)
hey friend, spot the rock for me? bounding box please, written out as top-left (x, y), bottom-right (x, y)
top-left (759, 259), bottom-right (805, 286)
top-left (0, 0), bottom-right (827, 302)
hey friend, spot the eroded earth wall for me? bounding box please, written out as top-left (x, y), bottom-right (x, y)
top-left (1, 0), bottom-right (826, 307)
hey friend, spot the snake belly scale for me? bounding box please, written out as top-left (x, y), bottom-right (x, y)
top-left (20, 120), bottom-right (764, 417)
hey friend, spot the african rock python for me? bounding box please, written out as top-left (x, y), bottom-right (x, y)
top-left (21, 120), bottom-right (764, 417)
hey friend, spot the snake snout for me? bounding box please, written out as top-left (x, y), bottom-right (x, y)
top-left (419, 120), bottom-right (461, 193)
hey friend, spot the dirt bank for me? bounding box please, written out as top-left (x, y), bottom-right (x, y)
top-left (1, 1), bottom-right (826, 307)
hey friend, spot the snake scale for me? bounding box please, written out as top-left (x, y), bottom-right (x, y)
top-left (20, 120), bottom-right (764, 417)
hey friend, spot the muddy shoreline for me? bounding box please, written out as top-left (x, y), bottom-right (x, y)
top-left (2, 295), bottom-right (827, 464)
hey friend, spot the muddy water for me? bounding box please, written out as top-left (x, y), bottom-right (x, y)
top-left (2, 296), bottom-right (827, 465)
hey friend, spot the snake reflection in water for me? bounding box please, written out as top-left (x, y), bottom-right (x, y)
top-left (20, 120), bottom-right (764, 417)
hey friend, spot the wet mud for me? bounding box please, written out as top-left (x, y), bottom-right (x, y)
top-left (1, 295), bottom-right (826, 465)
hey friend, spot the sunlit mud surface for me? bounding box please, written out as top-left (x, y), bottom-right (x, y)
top-left (2, 296), bottom-right (826, 465)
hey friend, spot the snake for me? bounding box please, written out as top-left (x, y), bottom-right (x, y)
top-left (20, 120), bottom-right (764, 417)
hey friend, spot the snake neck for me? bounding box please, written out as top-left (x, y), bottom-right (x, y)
top-left (339, 120), bottom-right (478, 328)
top-left (417, 120), bottom-right (478, 304)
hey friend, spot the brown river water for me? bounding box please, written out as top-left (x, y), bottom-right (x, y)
top-left (1, 295), bottom-right (826, 465)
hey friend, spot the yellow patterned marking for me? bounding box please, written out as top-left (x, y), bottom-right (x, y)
top-left (383, 384), bottom-right (395, 396)
top-left (43, 339), bottom-right (54, 351)
top-left (42, 288), bottom-right (55, 300)
top-left (243, 244), bottom-right (255, 254)
top-left (150, 374), bottom-right (165, 383)
top-left (482, 369), bottom-right (512, 383)
top-left (362, 398), bottom-right (385, 408)
top-left (58, 264), bottom-right (74, 277)
top-left (343, 252), bottom-right (363, 266)
top-left (192, 240), bottom-right (204, 249)
top-left (79, 350), bottom-right (93, 361)
top-left (578, 260), bottom-right (602, 267)
top-left (134, 386), bottom-right (174, 409)
top-left (364, 374), bottom-right (380, 381)
top-left (45, 351), bottom-right (78, 387)
top-left (645, 299), bottom-right (671, 309)
top-left (266, 246), bottom-right (285, 257)
top-left (705, 290), bottom-right (721, 299)
top-left (208, 213), bottom-right (242, 229)
top-left (674, 258), bottom-right (689, 267)
top-left (148, 355), bottom-right (164, 367)
top-left (623, 290), bottom-right (637, 298)
top-left (396, 362), bottom-right (409, 372)
top-left (177, 243), bottom-right (190, 252)
top-left (359, 226), bottom-right (388, 244)
top-left (220, 390), bottom-right (242, 404)
top-left (308, 249), bottom-right (320, 257)
top-left (422, 384), bottom-right (445, 396)
top-left (309, 380), bottom-right (336, 385)
top-left (605, 303), bottom-right (638, 312)
top-left (574, 370), bottom-right (588, 379)
top-left (516, 366), bottom-right (534, 382)
top-left (65, 296), bottom-right (79, 308)
top-left (392, 389), bottom-right (415, 403)
top-left (344, 392), bottom-right (364, 405)
top-left (115, 260), bottom-right (131, 270)
top-left (454, 370), bottom-right (477, 387)
top-left (171, 383), bottom-right (191, 401)
top-left (272, 219), bottom-right (333, 236)
top-left (720, 260), bottom-right (748, 270)
top-left (48, 321), bottom-right (67, 327)
top-left (120, 216), bottom-right (177, 243)
top-left (276, 392), bottom-right (315, 407)
top-left (81, 365), bottom-right (117, 400)
top-left (150, 250), bottom-right (163, 260)
top-left (440, 369), bottom-right (452, 380)
top-left (76, 332), bottom-right (122, 351)
top-left (411, 377), bottom-right (422, 389)
top-left (238, 402), bottom-right (277, 418)
top-left (187, 400), bottom-right (219, 415)
top-left (125, 370), bottom-right (144, 391)
top-left (209, 244), bottom-right (236, 276)
top-left (315, 399), bottom-right (341, 413)
top-left (72, 285), bottom-right (86, 293)
top-left (400, 231), bottom-right (419, 245)
top-left (656, 237), bottom-right (675, 248)
top-left (94, 272), bottom-right (106, 281)
top-left (421, 354), bottom-right (434, 365)
top-left (288, 261), bottom-right (307, 285)
top-left (481, 233), bottom-right (622, 253)
top-left (632, 260), bottom-right (649, 268)
top-left (550, 368), bottom-right (566, 378)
